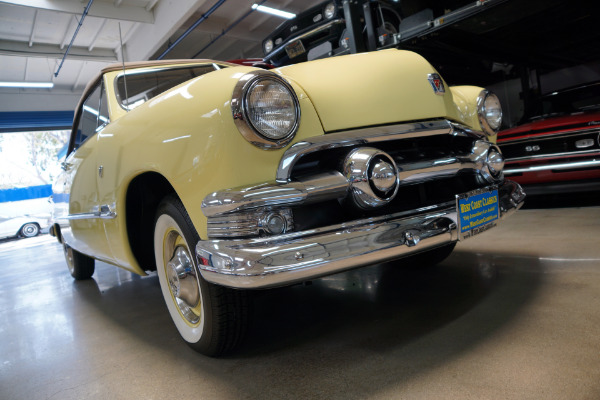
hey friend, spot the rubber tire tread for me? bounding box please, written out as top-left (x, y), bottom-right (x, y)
top-left (157, 194), bottom-right (251, 357)
top-left (70, 247), bottom-right (95, 280)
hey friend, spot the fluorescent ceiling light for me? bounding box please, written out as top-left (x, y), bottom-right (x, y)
top-left (0, 81), bottom-right (54, 89)
top-left (252, 4), bottom-right (296, 19)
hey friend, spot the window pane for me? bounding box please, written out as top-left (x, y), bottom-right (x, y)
top-left (115, 65), bottom-right (216, 109)
top-left (98, 82), bottom-right (110, 130)
top-left (75, 83), bottom-right (101, 150)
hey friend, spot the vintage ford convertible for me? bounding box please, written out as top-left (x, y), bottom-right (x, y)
top-left (51, 49), bottom-right (525, 356)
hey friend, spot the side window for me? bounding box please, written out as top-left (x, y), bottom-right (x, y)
top-left (115, 65), bottom-right (216, 110)
top-left (73, 81), bottom-right (110, 152)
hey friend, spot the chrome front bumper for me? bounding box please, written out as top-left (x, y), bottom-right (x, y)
top-left (196, 180), bottom-right (525, 289)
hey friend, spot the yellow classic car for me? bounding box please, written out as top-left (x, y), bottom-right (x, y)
top-left (51, 49), bottom-right (525, 356)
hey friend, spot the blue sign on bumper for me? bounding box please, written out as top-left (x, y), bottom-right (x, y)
top-left (456, 187), bottom-right (500, 240)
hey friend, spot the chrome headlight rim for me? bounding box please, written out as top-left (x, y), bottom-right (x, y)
top-left (324, 2), bottom-right (336, 19)
top-left (232, 70), bottom-right (300, 150)
top-left (477, 90), bottom-right (503, 137)
top-left (264, 38), bottom-right (274, 54)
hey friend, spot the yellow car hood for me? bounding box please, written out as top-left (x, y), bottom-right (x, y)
top-left (275, 49), bottom-right (465, 132)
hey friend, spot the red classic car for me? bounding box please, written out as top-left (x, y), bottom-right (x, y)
top-left (497, 82), bottom-right (600, 195)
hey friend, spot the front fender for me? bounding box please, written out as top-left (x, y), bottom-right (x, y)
top-left (103, 66), bottom-right (325, 242)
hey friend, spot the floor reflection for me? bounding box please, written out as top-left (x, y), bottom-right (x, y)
top-left (240, 248), bottom-right (542, 356)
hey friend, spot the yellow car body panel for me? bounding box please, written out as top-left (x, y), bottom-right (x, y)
top-left (80, 67), bottom-right (324, 273)
top-left (55, 49), bottom-right (496, 276)
top-left (450, 85), bottom-right (498, 143)
top-left (276, 49), bottom-right (474, 132)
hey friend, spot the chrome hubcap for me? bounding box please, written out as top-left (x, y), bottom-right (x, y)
top-left (165, 243), bottom-right (201, 325)
top-left (167, 246), bottom-right (200, 308)
top-left (63, 243), bottom-right (74, 273)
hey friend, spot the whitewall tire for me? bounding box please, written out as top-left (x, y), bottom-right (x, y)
top-left (154, 195), bottom-right (250, 356)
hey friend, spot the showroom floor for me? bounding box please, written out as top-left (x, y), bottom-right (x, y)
top-left (1, 205), bottom-right (599, 400)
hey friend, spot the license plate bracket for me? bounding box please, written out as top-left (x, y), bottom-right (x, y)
top-left (456, 187), bottom-right (500, 240)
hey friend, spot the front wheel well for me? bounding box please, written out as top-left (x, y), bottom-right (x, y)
top-left (126, 172), bottom-right (176, 272)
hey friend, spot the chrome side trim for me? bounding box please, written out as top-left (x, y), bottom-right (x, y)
top-left (196, 180), bottom-right (525, 289)
top-left (276, 119), bottom-right (473, 182)
top-left (66, 204), bottom-right (117, 220)
top-left (498, 127), bottom-right (600, 144)
top-left (264, 19), bottom-right (346, 62)
top-left (202, 171), bottom-right (348, 217)
top-left (504, 159), bottom-right (600, 175)
top-left (503, 149), bottom-right (600, 162)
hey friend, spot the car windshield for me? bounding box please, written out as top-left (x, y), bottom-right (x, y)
top-left (531, 82), bottom-right (600, 119)
top-left (115, 64), bottom-right (219, 110)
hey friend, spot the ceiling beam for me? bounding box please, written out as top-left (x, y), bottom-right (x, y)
top-left (88, 19), bottom-right (108, 52)
top-left (126, 0), bottom-right (210, 61)
top-left (28, 9), bottom-right (39, 47)
top-left (72, 61), bottom-right (86, 91)
top-left (60, 16), bottom-right (78, 50)
top-left (0, 0), bottom-right (155, 23)
top-left (0, 39), bottom-right (117, 62)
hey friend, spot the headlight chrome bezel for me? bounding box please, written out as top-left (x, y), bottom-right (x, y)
top-left (324, 2), bottom-right (336, 19)
top-left (264, 39), bottom-right (274, 54)
top-left (232, 71), bottom-right (300, 150)
top-left (477, 90), bottom-right (503, 137)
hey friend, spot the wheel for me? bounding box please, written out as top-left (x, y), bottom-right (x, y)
top-left (154, 194), bottom-right (250, 356)
top-left (63, 238), bottom-right (95, 280)
top-left (20, 223), bottom-right (39, 238)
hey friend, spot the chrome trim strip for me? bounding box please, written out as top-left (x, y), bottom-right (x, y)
top-left (503, 149), bottom-right (600, 162)
top-left (66, 205), bottom-right (117, 220)
top-left (196, 181), bottom-right (525, 289)
top-left (202, 128), bottom-right (500, 218)
top-left (202, 171), bottom-right (348, 217)
top-left (276, 119), bottom-right (471, 182)
top-left (498, 128), bottom-right (600, 144)
top-left (264, 19), bottom-right (346, 61)
top-left (504, 159), bottom-right (600, 175)
top-left (397, 156), bottom-right (475, 183)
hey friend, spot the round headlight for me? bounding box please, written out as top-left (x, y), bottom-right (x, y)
top-left (477, 90), bottom-right (503, 136)
top-left (264, 39), bottom-right (274, 54)
top-left (232, 71), bottom-right (300, 149)
top-left (324, 2), bottom-right (336, 19)
top-left (246, 78), bottom-right (298, 140)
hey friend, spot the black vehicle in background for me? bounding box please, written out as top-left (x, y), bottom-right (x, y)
top-left (261, 0), bottom-right (490, 67)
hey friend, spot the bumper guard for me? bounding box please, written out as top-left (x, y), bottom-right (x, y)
top-left (196, 180), bottom-right (525, 289)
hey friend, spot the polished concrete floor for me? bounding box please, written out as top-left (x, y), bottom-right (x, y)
top-left (1, 206), bottom-right (599, 400)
